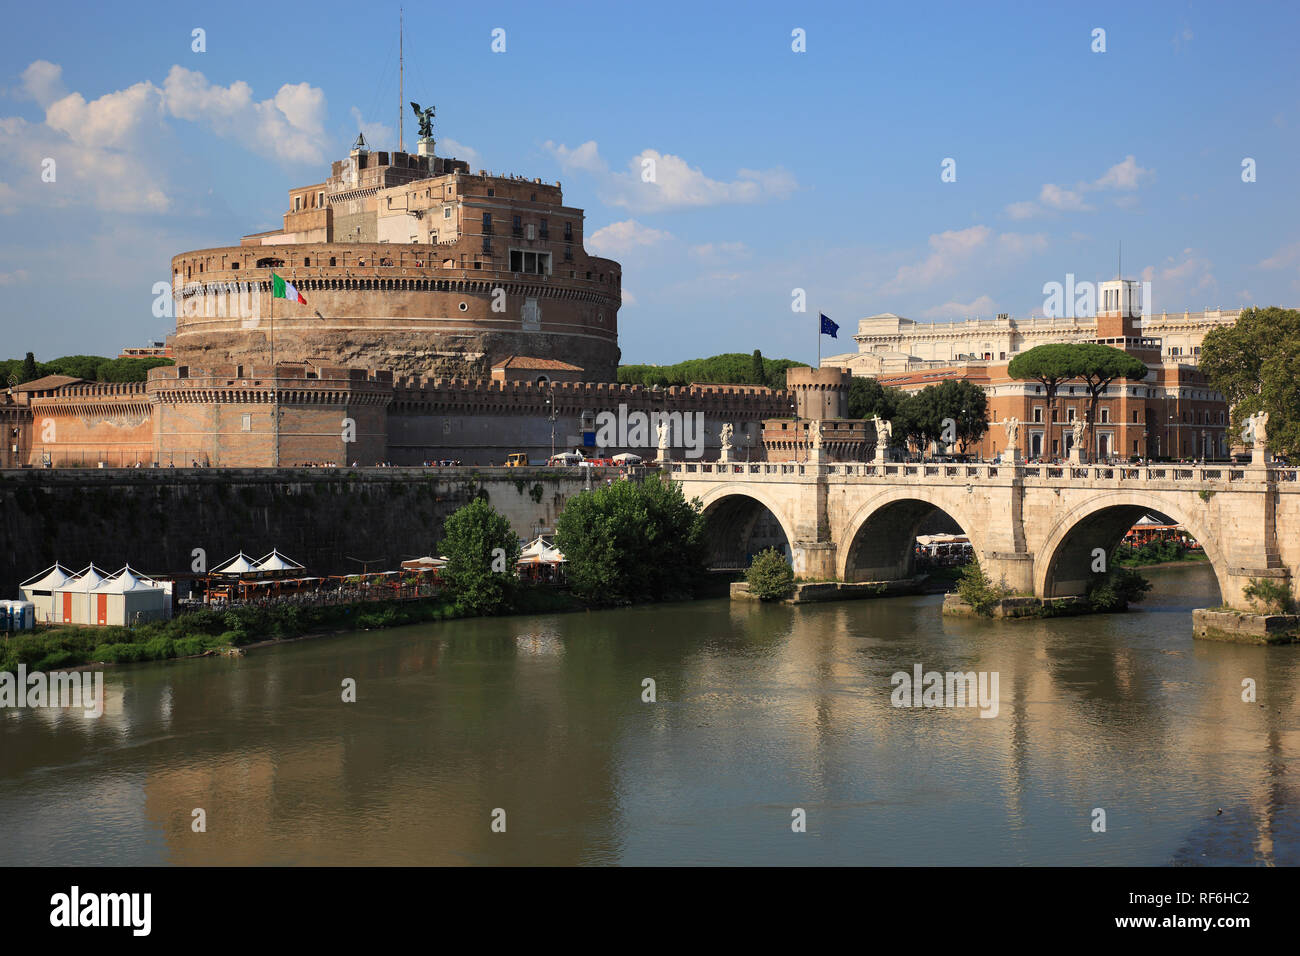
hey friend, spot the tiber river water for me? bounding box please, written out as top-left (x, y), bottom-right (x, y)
top-left (0, 563), bottom-right (1296, 866)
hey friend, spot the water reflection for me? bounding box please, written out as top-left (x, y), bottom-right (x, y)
top-left (0, 564), bottom-right (1295, 865)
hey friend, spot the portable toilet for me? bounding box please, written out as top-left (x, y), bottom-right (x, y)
top-left (13, 601), bottom-right (35, 630)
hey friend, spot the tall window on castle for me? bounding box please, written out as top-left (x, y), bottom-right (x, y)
top-left (512, 215), bottom-right (522, 236)
top-left (482, 237), bottom-right (492, 254)
top-left (539, 218), bottom-right (548, 239)
top-left (241, 414), bottom-right (251, 432)
top-left (564, 222), bottom-right (573, 240)
top-left (482, 212), bottom-right (492, 233)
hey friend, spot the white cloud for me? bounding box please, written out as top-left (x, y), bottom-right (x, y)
top-left (1094, 155), bottom-right (1150, 190)
top-left (1257, 240), bottom-right (1300, 270)
top-left (348, 107), bottom-right (391, 152)
top-left (920, 294), bottom-right (999, 320)
top-left (586, 219), bottom-right (673, 256)
top-left (1004, 155), bottom-right (1152, 219)
top-left (544, 140), bottom-right (797, 213)
top-left (20, 60), bottom-right (66, 109)
top-left (162, 66), bottom-right (328, 165)
top-left (1039, 183), bottom-right (1091, 212)
top-left (620, 288), bottom-right (637, 307)
top-left (45, 81), bottom-right (164, 150)
top-left (1141, 248), bottom-right (1216, 310)
top-left (439, 137), bottom-right (480, 169)
top-left (0, 268), bottom-right (30, 286)
top-left (886, 226), bottom-right (1046, 294)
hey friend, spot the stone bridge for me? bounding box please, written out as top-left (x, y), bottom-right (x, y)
top-left (670, 460), bottom-right (1300, 610)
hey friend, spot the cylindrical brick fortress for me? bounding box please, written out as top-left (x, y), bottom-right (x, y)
top-left (788, 366), bottom-right (852, 419)
top-left (169, 244), bottom-right (622, 381)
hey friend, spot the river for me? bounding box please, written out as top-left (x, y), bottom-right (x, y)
top-left (1, 563), bottom-right (1296, 865)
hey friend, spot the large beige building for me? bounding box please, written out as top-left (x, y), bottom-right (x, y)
top-left (825, 305), bottom-right (1241, 377)
top-left (824, 280), bottom-right (1236, 461)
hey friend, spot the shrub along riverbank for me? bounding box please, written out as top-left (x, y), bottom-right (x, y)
top-left (0, 586), bottom-right (580, 673)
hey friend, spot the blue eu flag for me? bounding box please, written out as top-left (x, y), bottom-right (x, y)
top-left (820, 313), bottom-right (838, 338)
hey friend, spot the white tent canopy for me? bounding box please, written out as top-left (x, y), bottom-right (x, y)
top-left (63, 564), bottom-right (109, 592)
top-left (253, 549), bottom-right (305, 572)
top-left (95, 568), bottom-right (166, 594)
top-left (19, 562), bottom-right (76, 590)
top-left (213, 552), bottom-right (258, 574)
top-left (611, 452), bottom-right (643, 464)
top-left (518, 536), bottom-right (565, 564)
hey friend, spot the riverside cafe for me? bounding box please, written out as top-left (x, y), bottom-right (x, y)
top-left (201, 550), bottom-right (316, 605)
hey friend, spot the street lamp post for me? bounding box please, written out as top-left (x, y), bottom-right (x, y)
top-left (546, 388), bottom-right (557, 460)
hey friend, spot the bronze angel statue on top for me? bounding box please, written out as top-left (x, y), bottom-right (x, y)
top-left (410, 102), bottom-right (435, 140)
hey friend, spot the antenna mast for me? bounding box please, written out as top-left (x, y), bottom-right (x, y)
top-left (399, 8), bottom-right (404, 152)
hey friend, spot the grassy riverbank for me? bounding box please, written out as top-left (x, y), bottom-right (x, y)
top-left (0, 587), bottom-right (581, 672)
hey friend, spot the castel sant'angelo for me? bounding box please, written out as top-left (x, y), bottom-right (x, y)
top-left (1, 120), bottom-right (789, 468)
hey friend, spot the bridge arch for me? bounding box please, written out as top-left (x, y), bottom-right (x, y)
top-left (694, 485), bottom-right (797, 570)
top-left (1033, 491), bottom-right (1228, 600)
top-left (836, 486), bottom-right (987, 584)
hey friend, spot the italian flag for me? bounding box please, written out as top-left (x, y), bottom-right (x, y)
top-left (271, 272), bottom-right (306, 305)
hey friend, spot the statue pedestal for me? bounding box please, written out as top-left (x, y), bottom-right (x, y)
top-left (719, 445), bottom-right (733, 464)
top-left (417, 137), bottom-right (436, 157)
top-left (1001, 448), bottom-right (1021, 465)
top-left (656, 447), bottom-right (671, 464)
top-left (874, 445), bottom-right (890, 465)
top-left (1068, 447), bottom-right (1084, 465)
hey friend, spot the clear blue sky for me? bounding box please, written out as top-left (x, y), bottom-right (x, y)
top-left (1, 0), bottom-right (1297, 366)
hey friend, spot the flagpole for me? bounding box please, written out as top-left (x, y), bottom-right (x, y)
top-left (270, 276), bottom-right (278, 468)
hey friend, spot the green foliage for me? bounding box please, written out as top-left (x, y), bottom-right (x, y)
top-left (889, 380), bottom-right (988, 453)
top-left (956, 559), bottom-right (1011, 616)
top-left (1116, 539), bottom-right (1191, 566)
top-left (1200, 306), bottom-right (1300, 459)
top-left (751, 349), bottom-right (765, 385)
top-left (1087, 565), bottom-right (1152, 611)
top-left (1243, 577), bottom-right (1295, 614)
top-left (745, 547), bottom-right (795, 601)
top-left (556, 475), bottom-right (707, 606)
top-left (618, 353), bottom-right (807, 390)
top-left (0, 353), bottom-right (175, 384)
top-left (440, 497), bottom-right (520, 615)
top-left (847, 376), bottom-right (900, 420)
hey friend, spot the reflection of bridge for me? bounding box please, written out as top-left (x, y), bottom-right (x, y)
top-left (671, 461), bottom-right (1300, 608)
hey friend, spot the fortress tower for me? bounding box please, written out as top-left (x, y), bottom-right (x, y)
top-left (169, 141), bottom-right (622, 382)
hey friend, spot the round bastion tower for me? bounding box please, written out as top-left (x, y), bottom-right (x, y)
top-left (168, 139), bottom-right (622, 381)
top-left (787, 366), bottom-right (852, 419)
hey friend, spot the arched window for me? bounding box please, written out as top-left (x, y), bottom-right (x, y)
top-left (255, 257), bottom-right (285, 269)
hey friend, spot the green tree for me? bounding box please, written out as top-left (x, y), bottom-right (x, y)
top-left (617, 353), bottom-right (809, 390)
top-left (847, 376), bottom-right (901, 421)
top-left (1200, 306), bottom-right (1300, 459)
top-left (40, 354), bottom-right (108, 381)
top-left (20, 351), bottom-right (38, 383)
top-left (745, 547), bottom-right (795, 600)
top-left (1008, 344), bottom-right (1087, 459)
top-left (439, 498), bottom-right (520, 615)
top-left (932, 378), bottom-right (989, 453)
top-left (1071, 344), bottom-right (1148, 459)
top-left (956, 559), bottom-right (1010, 616)
top-left (96, 357), bottom-right (175, 382)
top-left (556, 476), bottom-right (706, 606)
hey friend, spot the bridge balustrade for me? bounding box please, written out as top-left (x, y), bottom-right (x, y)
top-left (669, 460), bottom-right (1297, 487)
